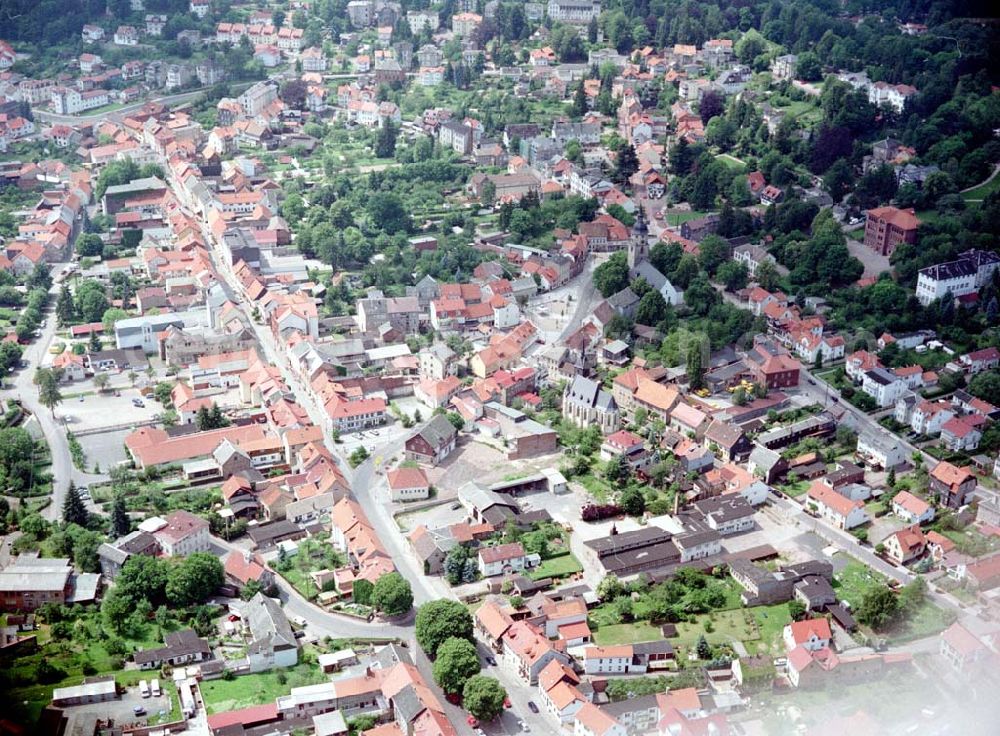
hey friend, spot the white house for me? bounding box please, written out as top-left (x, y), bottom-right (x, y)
top-left (806, 483), bottom-right (870, 530)
top-left (574, 703), bottom-right (626, 736)
top-left (783, 618), bottom-right (831, 653)
top-left (478, 542), bottom-right (527, 577)
top-left (891, 490), bottom-right (935, 525)
top-left (386, 467), bottom-right (430, 502)
top-left (148, 510), bottom-right (210, 557)
top-left (861, 367), bottom-right (908, 408)
top-left (856, 432), bottom-right (907, 470)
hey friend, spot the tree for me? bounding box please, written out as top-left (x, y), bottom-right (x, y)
top-left (619, 486), bottom-right (646, 516)
top-left (0, 341), bottom-right (22, 377)
top-left (166, 552), bottom-right (224, 606)
top-left (635, 289), bottom-right (668, 326)
top-left (110, 495), bottom-right (130, 538)
top-left (76, 233), bottom-right (104, 258)
top-left (614, 144), bottom-right (639, 186)
top-left (101, 587), bottom-right (133, 635)
top-left (754, 260), bottom-right (780, 291)
top-left (716, 261), bottom-right (749, 291)
top-left (698, 235), bottom-right (731, 276)
top-left (462, 675), bottom-right (506, 722)
top-left (686, 341), bottom-right (705, 390)
top-left (572, 80), bottom-right (587, 117)
top-left (796, 52), bottom-right (822, 82)
top-left (699, 91), bottom-right (724, 124)
top-left (371, 572), bottom-right (413, 616)
top-left (56, 284), bottom-right (76, 326)
top-left (62, 482), bottom-right (89, 527)
top-left (696, 634), bottom-right (711, 659)
top-left (37, 368), bottom-right (63, 416)
top-left (415, 600), bottom-right (474, 657)
top-left (102, 308), bottom-right (128, 335)
top-left (787, 600), bottom-right (806, 621)
top-left (856, 584), bottom-right (899, 630)
top-left (117, 555), bottom-right (169, 604)
top-left (432, 636), bottom-right (481, 694)
top-left (353, 578), bottom-right (374, 605)
top-left (374, 122), bottom-right (398, 158)
top-left (593, 252), bottom-right (630, 297)
top-left (93, 373), bottom-right (110, 393)
top-left (968, 371), bottom-right (1000, 407)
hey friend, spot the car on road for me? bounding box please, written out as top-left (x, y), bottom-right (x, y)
top-left (446, 692), bottom-right (462, 705)
top-left (519, 722), bottom-right (530, 733)
top-left (292, 615), bottom-right (308, 627)
top-left (132, 398), bottom-right (145, 407)
top-left (485, 656), bottom-right (496, 666)
top-left (450, 502), bottom-right (462, 510)
top-left (504, 697), bottom-right (512, 708)
top-left (527, 701), bottom-right (539, 714)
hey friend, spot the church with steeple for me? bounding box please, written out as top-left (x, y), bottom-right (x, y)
top-left (627, 207), bottom-right (684, 305)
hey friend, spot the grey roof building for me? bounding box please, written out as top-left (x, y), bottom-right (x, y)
top-left (562, 375), bottom-right (619, 434)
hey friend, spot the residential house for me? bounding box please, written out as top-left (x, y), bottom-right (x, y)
top-left (929, 461), bottom-right (976, 509)
top-left (806, 482), bottom-right (870, 530)
top-left (404, 415), bottom-right (458, 465)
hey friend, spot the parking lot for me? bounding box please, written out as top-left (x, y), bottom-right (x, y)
top-left (61, 682), bottom-right (172, 734)
top-left (59, 390), bottom-right (162, 432)
top-left (76, 427), bottom-right (133, 469)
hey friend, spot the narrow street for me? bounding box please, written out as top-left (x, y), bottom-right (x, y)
top-left (2, 267), bottom-right (107, 520)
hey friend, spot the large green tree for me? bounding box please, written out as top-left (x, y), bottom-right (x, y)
top-left (415, 599), bottom-right (474, 657)
top-left (432, 636), bottom-right (481, 694)
top-left (462, 675), bottom-right (506, 721)
top-left (62, 482), bottom-right (89, 527)
top-left (166, 552), bottom-right (224, 606)
top-left (371, 572), bottom-right (413, 616)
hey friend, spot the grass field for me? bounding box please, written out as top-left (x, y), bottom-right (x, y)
top-left (200, 664), bottom-right (328, 714)
top-left (674, 609), bottom-right (761, 649)
top-left (962, 171), bottom-right (1000, 201)
top-left (592, 621), bottom-right (663, 645)
top-left (528, 553), bottom-right (583, 580)
top-left (716, 154), bottom-right (747, 172)
top-left (660, 210), bottom-right (711, 227)
top-left (833, 560), bottom-right (884, 609)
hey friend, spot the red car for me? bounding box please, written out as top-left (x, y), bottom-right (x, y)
top-left (504, 698), bottom-right (512, 709)
top-left (446, 693), bottom-right (462, 705)
top-left (466, 715), bottom-right (479, 728)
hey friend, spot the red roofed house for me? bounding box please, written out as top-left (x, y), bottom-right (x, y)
top-left (939, 621), bottom-right (992, 672)
top-left (883, 525), bottom-right (927, 565)
top-left (224, 551), bottom-right (275, 592)
top-left (783, 618), bottom-right (832, 652)
top-left (574, 702), bottom-right (625, 736)
top-left (386, 466), bottom-right (430, 502)
top-left (806, 482), bottom-right (870, 530)
top-left (864, 206), bottom-right (920, 257)
top-left (890, 490), bottom-right (935, 525)
top-left (500, 620), bottom-right (569, 685)
top-left (929, 461), bottom-right (976, 509)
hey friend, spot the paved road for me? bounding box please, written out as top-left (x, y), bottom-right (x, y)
top-left (2, 267), bottom-right (106, 520)
top-left (34, 90), bottom-right (206, 125)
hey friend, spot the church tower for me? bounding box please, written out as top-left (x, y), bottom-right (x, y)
top-left (628, 207), bottom-right (649, 271)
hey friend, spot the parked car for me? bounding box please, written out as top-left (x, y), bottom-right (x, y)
top-left (133, 706), bottom-right (146, 716)
top-left (504, 698), bottom-right (512, 709)
top-left (466, 716), bottom-right (479, 728)
top-left (527, 701), bottom-right (539, 714)
top-left (485, 656), bottom-right (497, 666)
top-left (132, 398), bottom-right (144, 407)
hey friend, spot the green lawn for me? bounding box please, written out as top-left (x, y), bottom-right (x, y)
top-left (833, 560), bottom-right (885, 609)
top-left (529, 553), bottom-right (583, 580)
top-left (942, 528), bottom-right (1000, 557)
top-left (592, 621), bottom-right (663, 646)
top-left (660, 210), bottom-right (710, 227)
top-left (889, 600), bottom-right (955, 643)
top-left (780, 479), bottom-right (810, 497)
top-left (674, 609), bottom-right (761, 651)
top-left (200, 664), bottom-right (328, 714)
top-left (962, 171), bottom-right (1000, 201)
top-left (715, 154), bottom-right (746, 172)
top-left (750, 602), bottom-right (793, 656)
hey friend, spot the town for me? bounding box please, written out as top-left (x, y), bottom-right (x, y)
top-left (0, 1), bottom-right (999, 736)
